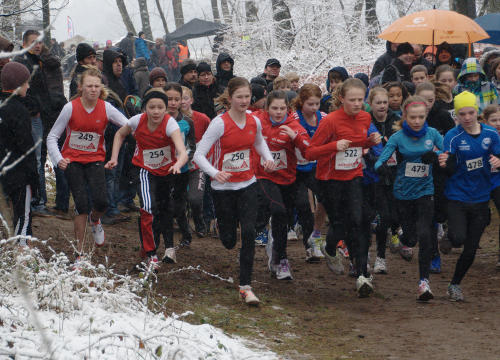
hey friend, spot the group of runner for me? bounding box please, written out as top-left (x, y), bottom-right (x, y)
top-left (4, 35), bottom-right (500, 306)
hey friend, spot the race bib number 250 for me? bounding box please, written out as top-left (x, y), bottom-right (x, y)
top-left (222, 149), bottom-right (250, 172)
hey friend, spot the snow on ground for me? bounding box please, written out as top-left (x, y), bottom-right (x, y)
top-left (0, 241), bottom-right (277, 359)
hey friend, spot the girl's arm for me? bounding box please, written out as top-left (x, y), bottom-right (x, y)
top-left (170, 129), bottom-right (188, 174)
top-left (104, 125), bottom-right (132, 169)
top-left (304, 119), bottom-right (339, 160)
top-left (105, 102), bottom-right (129, 127)
top-left (374, 135), bottom-right (398, 171)
top-left (47, 103), bottom-right (72, 169)
top-left (253, 117), bottom-right (274, 171)
top-left (193, 118), bottom-right (225, 178)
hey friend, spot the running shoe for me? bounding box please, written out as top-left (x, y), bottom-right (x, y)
top-left (447, 284), bottom-right (464, 302)
top-left (430, 256), bottom-right (441, 274)
top-left (348, 261), bottom-right (357, 278)
top-left (308, 230), bottom-right (324, 259)
top-left (91, 218), bottom-right (105, 247)
top-left (255, 230), bottom-right (269, 246)
top-left (440, 235), bottom-right (452, 255)
top-left (287, 229), bottom-right (298, 241)
top-left (373, 257), bottom-right (387, 274)
top-left (162, 248), bottom-right (177, 263)
top-left (389, 234), bottom-right (401, 253)
top-left (337, 240), bottom-right (349, 258)
top-left (276, 259), bottom-right (293, 280)
top-left (417, 278), bottom-right (434, 301)
top-left (399, 245), bottom-right (413, 261)
top-left (265, 232), bottom-right (278, 275)
top-left (437, 223), bottom-right (445, 242)
top-left (294, 223), bottom-right (303, 241)
top-left (239, 285), bottom-right (260, 305)
top-left (180, 237), bottom-right (192, 247)
top-left (305, 248), bottom-right (320, 263)
top-left (147, 255), bottom-right (160, 272)
top-left (356, 275), bottom-right (374, 298)
top-left (320, 244), bottom-right (344, 275)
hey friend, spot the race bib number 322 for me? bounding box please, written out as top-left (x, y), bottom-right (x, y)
top-left (222, 149), bottom-right (250, 172)
top-left (69, 131), bottom-right (100, 152)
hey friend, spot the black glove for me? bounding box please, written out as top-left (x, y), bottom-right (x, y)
top-left (421, 151), bottom-right (438, 165)
top-left (376, 163), bottom-right (392, 178)
top-left (395, 149), bottom-right (404, 164)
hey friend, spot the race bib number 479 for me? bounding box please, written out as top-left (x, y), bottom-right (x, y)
top-left (222, 149), bottom-right (250, 172)
top-left (335, 147), bottom-right (362, 170)
top-left (69, 131), bottom-right (100, 152)
top-left (405, 162), bottom-right (429, 177)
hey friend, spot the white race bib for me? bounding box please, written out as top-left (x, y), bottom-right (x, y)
top-left (69, 131), bottom-right (100, 152)
top-left (387, 152), bottom-right (398, 167)
top-left (262, 149), bottom-right (287, 170)
top-left (466, 157), bottom-right (483, 172)
top-left (335, 147), bottom-right (362, 170)
top-left (143, 146), bottom-right (172, 169)
top-left (404, 162), bottom-right (429, 177)
top-left (222, 149), bottom-right (250, 172)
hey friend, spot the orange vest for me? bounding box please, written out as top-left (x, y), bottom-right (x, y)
top-left (178, 44), bottom-right (189, 63)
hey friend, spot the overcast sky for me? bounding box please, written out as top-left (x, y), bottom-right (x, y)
top-left (51, 0), bottom-right (213, 47)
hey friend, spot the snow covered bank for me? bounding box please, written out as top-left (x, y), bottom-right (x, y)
top-left (0, 240), bottom-right (277, 359)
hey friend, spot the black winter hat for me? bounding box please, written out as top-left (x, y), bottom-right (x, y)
top-left (396, 42), bottom-right (414, 57)
top-left (381, 64), bottom-right (401, 84)
top-left (76, 43), bottom-right (96, 63)
top-left (251, 83), bottom-right (266, 104)
top-left (354, 73), bottom-right (369, 87)
top-left (265, 58), bottom-right (281, 67)
top-left (142, 88), bottom-right (169, 109)
top-left (250, 76), bottom-right (267, 88)
top-left (180, 61), bottom-right (197, 75)
top-left (197, 62), bottom-right (212, 74)
top-left (1, 61), bottom-right (30, 91)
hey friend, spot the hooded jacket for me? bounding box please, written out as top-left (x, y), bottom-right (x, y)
top-left (320, 66), bottom-right (349, 113)
top-left (215, 52), bottom-right (235, 91)
top-left (479, 49), bottom-right (500, 80)
top-left (133, 57), bottom-right (150, 97)
top-left (391, 57), bottom-right (411, 82)
top-left (103, 49), bottom-right (129, 101)
top-left (192, 80), bottom-right (221, 120)
top-left (454, 57), bottom-right (498, 114)
top-left (69, 63), bottom-right (88, 98)
top-left (371, 41), bottom-right (397, 78)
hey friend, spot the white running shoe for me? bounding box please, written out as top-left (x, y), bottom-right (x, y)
top-left (308, 232), bottom-right (324, 259)
top-left (356, 275), bottom-right (374, 298)
top-left (162, 247), bottom-right (177, 263)
top-left (91, 219), bottom-right (105, 247)
top-left (287, 229), bottom-right (298, 241)
top-left (373, 257), bottom-right (387, 274)
top-left (417, 279), bottom-right (434, 301)
top-left (305, 248), bottom-right (320, 263)
top-left (276, 259), bottom-right (293, 280)
top-left (320, 243), bottom-right (344, 275)
top-left (239, 285), bottom-right (260, 305)
top-left (437, 223), bottom-right (445, 241)
top-left (294, 223), bottom-right (303, 240)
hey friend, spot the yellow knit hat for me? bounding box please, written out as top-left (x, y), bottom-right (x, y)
top-left (454, 91), bottom-right (478, 113)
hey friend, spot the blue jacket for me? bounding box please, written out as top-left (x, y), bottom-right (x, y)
top-left (135, 38), bottom-right (151, 60)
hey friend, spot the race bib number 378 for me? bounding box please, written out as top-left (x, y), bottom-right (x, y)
top-left (222, 149), bottom-right (250, 172)
top-left (69, 131), bottom-right (100, 152)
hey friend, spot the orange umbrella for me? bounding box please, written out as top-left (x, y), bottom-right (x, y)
top-left (378, 9), bottom-right (490, 45)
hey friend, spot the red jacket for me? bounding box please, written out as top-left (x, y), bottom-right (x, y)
top-left (253, 110), bottom-right (309, 185)
top-left (305, 107), bottom-right (376, 181)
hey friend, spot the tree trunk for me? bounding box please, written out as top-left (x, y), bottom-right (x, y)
top-left (41, 0), bottom-right (50, 46)
top-left (451, 0), bottom-right (476, 18)
top-left (245, 1), bottom-right (258, 22)
top-left (172, 0), bottom-right (185, 29)
top-left (221, 0), bottom-right (232, 23)
top-left (211, 0), bottom-right (220, 22)
top-left (271, 0), bottom-right (295, 49)
top-left (116, 0), bottom-right (136, 35)
top-left (347, 0), bottom-right (363, 37)
top-left (365, 0), bottom-right (380, 43)
top-left (155, 0), bottom-right (169, 34)
top-left (138, 0), bottom-right (153, 39)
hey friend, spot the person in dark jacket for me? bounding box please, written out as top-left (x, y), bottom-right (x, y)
top-left (133, 57), bottom-right (150, 97)
top-left (0, 35), bottom-right (14, 93)
top-left (320, 66), bottom-right (349, 113)
top-left (0, 62), bottom-right (38, 242)
top-left (435, 42), bottom-right (461, 69)
top-left (257, 58), bottom-right (281, 88)
top-left (371, 41), bottom-right (399, 79)
top-left (215, 52), bottom-right (235, 91)
top-left (390, 42), bottom-right (414, 83)
top-left (135, 31), bottom-right (150, 61)
top-left (412, 44), bottom-right (434, 74)
top-left (192, 62), bottom-right (221, 120)
top-left (69, 42), bottom-right (97, 98)
top-left (119, 32), bottom-right (136, 63)
top-left (14, 30), bottom-right (67, 216)
top-left (103, 49), bottom-right (132, 101)
top-left (179, 60), bottom-right (198, 89)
